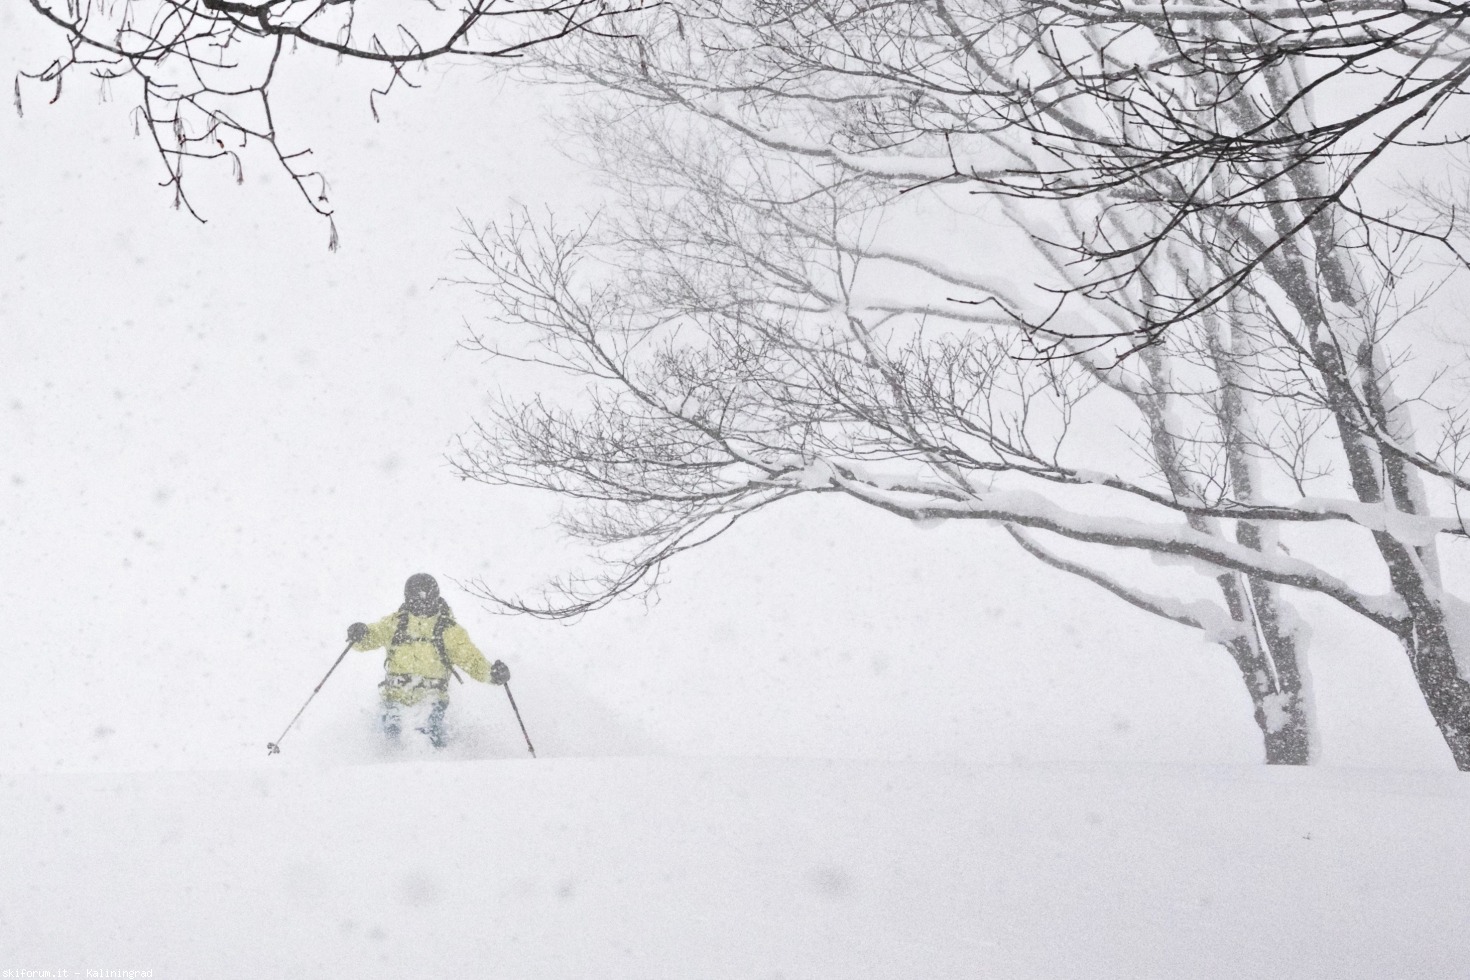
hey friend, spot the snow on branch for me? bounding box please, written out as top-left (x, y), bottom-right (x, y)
top-left (1004, 525), bottom-right (1243, 639)
top-left (812, 467), bottom-right (1409, 630)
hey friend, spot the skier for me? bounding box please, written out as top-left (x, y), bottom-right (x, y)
top-left (346, 573), bottom-right (509, 748)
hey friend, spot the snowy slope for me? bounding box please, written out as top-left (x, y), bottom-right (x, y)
top-left (5, 757), bottom-right (1470, 978)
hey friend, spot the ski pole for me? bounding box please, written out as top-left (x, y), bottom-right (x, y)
top-left (267, 640), bottom-right (355, 755)
top-left (502, 682), bottom-right (536, 758)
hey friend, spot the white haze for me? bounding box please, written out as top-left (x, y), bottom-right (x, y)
top-left (2, 7), bottom-right (1465, 976)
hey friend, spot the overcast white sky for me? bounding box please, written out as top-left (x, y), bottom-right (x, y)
top-left (1, 7), bottom-right (1456, 775)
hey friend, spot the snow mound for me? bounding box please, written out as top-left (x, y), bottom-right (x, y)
top-left (267, 661), bottom-right (664, 768)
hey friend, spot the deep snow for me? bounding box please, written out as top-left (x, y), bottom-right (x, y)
top-left (6, 756), bottom-right (1470, 978)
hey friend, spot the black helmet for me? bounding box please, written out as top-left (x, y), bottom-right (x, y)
top-left (404, 573), bottom-right (440, 615)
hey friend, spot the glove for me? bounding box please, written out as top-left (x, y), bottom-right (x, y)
top-left (347, 622), bottom-right (368, 644)
top-left (490, 660), bottom-right (510, 686)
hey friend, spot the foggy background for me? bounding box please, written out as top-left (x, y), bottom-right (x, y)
top-left (0, 7), bottom-right (1451, 777)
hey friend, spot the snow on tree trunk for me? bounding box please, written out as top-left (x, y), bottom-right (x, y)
top-left (1212, 311), bottom-right (1314, 765)
top-left (1271, 231), bottom-right (1470, 769)
top-left (1139, 345), bottom-right (1313, 764)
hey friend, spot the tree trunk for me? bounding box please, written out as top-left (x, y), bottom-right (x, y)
top-left (1216, 579), bottom-right (1311, 765)
top-left (1263, 223), bottom-right (1470, 769)
top-left (1311, 316), bottom-right (1470, 767)
top-left (1210, 312), bottom-right (1313, 764)
top-left (1238, 581), bottom-right (1311, 765)
top-left (1139, 345), bottom-right (1313, 763)
top-left (1384, 557), bottom-right (1470, 768)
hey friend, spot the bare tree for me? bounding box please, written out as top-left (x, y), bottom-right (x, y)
top-left (28, 0), bottom-right (1470, 268)
top-left (523, 0), bottom-right (1470, 343)
top-left (17, 0), bottom-right (642, 241)
top-left (444, 112), bottom-right (1470, 763)
top-left (457, 0), bottom-right (1470, 768)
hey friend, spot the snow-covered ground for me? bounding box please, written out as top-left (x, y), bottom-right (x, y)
top-left (8, 755), bottom-right (1470, 978)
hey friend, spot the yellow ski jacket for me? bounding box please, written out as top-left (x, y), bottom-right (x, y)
top-left (352, 604), bottom-right (492, 684)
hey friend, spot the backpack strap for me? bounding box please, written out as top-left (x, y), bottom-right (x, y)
top-left (389, 600), bottom-right (463, 683)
